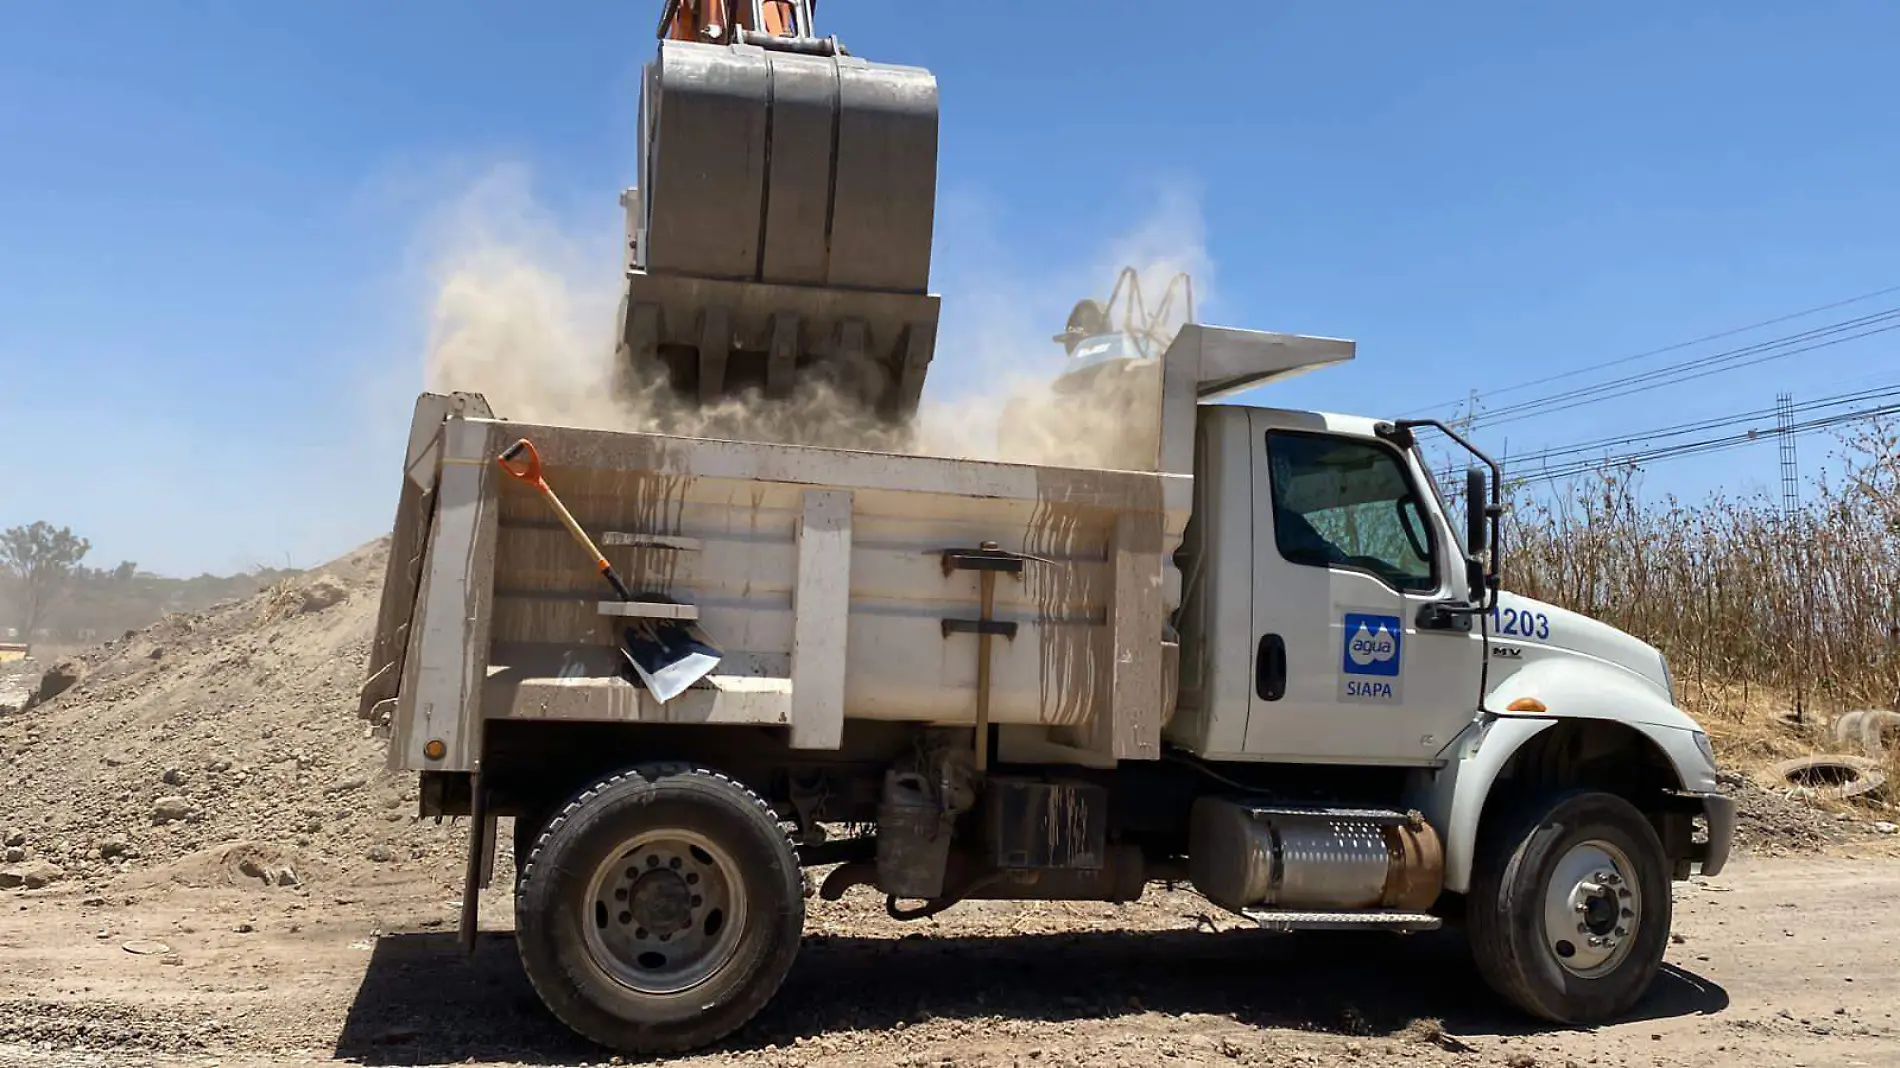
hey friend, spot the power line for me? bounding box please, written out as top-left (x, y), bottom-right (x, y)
top-left (1403, 282), bottom-right (1900, 417)
top-left (1508, 402), bottom-right (1900, 487)
top-left (1475, 310), bottom-right (1900, 428)
top-left (1504, 382), bottom-right (1900, 467)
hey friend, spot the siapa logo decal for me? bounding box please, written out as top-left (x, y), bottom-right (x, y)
top-left (1339, 611), bottom-right (1403, 703)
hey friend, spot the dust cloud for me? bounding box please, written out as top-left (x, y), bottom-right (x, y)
top-left (419, 171), bottom-right (1213, 472)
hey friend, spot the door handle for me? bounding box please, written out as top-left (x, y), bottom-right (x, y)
top-left (1256, 633), bottom-right (1286, 701)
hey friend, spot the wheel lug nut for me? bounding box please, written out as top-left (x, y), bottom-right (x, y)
top-left (1614, 927), bottom-right (1627, 937)
top-left (635, 927), bottom-right (648, 939)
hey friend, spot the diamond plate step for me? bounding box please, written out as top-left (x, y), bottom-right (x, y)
top-left (1234, 804), bottom-right (1419, 826)
top-left (1240, 909), bottom-right (1442, 932)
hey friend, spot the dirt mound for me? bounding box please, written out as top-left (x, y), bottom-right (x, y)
top-left (0, 537), bottom-right (465, 894)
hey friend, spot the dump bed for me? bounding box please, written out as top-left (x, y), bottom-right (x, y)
top-left (360, 394), bottom-right (1193, 773)
top-left (360, 326), bottom-right (1351, 776)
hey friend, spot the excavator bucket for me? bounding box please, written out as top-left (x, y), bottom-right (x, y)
top-left (618, 21), bottom-right (941, 419)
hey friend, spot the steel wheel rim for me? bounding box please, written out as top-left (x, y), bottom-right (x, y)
top-left (1542, 838), bottom-right (1641, 978)
top-left (581, 828), bottom-right (747, 996)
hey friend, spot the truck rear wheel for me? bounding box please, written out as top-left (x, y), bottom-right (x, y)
top-left (514, 764), bottom-right (804, 1055)
top-left (1467, 789), bottom-right (1671, 1024)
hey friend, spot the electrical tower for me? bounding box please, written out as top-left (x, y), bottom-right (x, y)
top-left (1775, 390), bottom-right (1808, 721)
top-left (1775, 391), bottom-right (1800, 519)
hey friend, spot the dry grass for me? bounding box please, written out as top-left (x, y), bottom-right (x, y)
top-left (1500, 420), bottom-right (1900, 790)
top-left (253, 577), bottom-right (303, 625)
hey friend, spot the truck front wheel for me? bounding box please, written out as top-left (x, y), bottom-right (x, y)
top-left (514, 764), bottom-right (805, 1055)
top-left (1467, 789), bottom-right (1671, 1024)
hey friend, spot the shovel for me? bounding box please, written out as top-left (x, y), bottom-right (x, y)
top-left (497, 437), bottom-right (721, 702)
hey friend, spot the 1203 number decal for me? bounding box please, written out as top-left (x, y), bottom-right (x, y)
top-left (1492, 605), bottom-right (1550, 640)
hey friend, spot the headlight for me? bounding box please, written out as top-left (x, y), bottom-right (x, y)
top-left (1692, 730), bottom-right (1718, 769)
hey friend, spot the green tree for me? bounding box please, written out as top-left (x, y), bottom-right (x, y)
top-left (0, 522), bottom-right (92, 639)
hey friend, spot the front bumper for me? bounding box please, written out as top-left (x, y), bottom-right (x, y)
top-left (1689, 791), bottom-right (1735, 878)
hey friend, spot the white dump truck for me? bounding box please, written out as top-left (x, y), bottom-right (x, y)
top-left (360, 323), bottom-right (1733, 1055)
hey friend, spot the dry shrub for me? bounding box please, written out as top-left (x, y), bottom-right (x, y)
top-left (1501, 419), bottom-right (1900, 754)
top-left (253, 577), bottom-right (302, 626)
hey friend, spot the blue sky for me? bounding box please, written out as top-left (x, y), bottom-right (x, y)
top-left (3, 2), bottom-right (1897, 576)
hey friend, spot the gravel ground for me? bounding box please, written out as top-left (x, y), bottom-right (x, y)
top-left (3, 538), bottom-right (1898, 1066)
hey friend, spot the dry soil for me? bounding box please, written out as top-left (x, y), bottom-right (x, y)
top-left (2, 539), bottom-right (1898, 1067)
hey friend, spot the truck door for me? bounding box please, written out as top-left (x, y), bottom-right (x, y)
top-left (1242, 412), bottom-right (1487, 764)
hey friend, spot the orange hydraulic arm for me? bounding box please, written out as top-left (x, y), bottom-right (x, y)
top-left (660, 0), bottom-right (812, 43)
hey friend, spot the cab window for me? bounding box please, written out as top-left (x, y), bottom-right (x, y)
top-left (1266, 431), bottom-right (1438, 593)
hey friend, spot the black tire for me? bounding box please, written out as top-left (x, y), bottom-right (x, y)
top-left (1467, 789), bottom-right (1672, 1024)
top-left (511, 805), bottom-right (553, 881)
top-left (514, 764), bottom-right (805, 1055)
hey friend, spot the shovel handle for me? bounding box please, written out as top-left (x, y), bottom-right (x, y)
top-left (498, 438), bottom-right (544, 487)
top-left (496, 437), bottom-right (635, 602)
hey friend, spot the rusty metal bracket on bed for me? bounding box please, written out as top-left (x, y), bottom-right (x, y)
top-left (939, 542), bottom-right (1032, 772)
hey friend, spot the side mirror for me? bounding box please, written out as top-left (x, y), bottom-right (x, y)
top-left (1465, 466), bottom-right (1489, 557)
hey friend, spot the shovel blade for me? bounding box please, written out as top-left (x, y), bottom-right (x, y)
top-left (621, 621), bottom-right (722, 703)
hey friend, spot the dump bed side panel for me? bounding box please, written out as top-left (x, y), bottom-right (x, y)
top-left (397, 416), bottom-right (1193, 768)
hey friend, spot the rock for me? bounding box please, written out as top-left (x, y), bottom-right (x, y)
top-left (206, 758), bottom-right (233, 773)
top-left (162, 767), bottom-right (187, 786)
top-left (274, 867), bottom-right (299, 887)
top-left (3, 848), bottom-right (23, 863)
top-left (97, 840), bottom-right (131, 861)
top-left (34, 658), bottom-right (87, 704)
top-left (299, 576), bottom-right (349, 614)
top-left (152, 797), bottom-right (194, 825)
top-left (237, 857), bottom-right (272, 886)
top-left (0, 860), bottom-right (65, 890)
top-left (235, 923), bottom-right (254, 934)
top-left (365, 845), bottom-right (395, 863)
top-left (2, 830), bottom-right (23, 848)
top-left (326, 776), bottom-right (367, 795)
top-left (1875, 821), bottom-right (1898, 835)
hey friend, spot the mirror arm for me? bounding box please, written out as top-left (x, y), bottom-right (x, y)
top-left (1385, 417), bottom-right (1505, 601)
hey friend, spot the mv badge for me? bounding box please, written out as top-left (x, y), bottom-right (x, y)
top-left (1340, 610), bottom-right (1403, 704)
